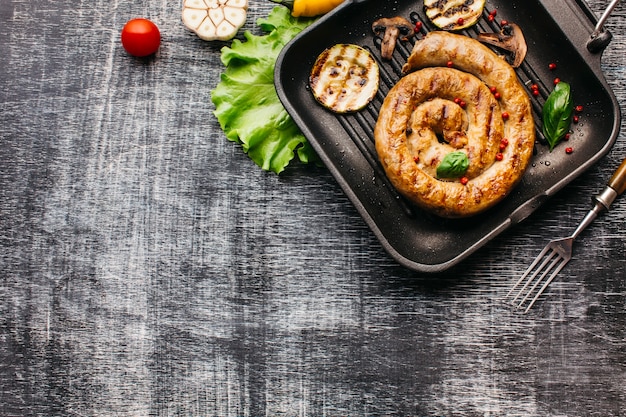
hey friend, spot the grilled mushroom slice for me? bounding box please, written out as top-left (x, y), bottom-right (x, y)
top-left (372, 17), bottom-right (414, 60)
top-left (309, 44), bottom-right (379, 113)
top-left (424, 0), bottom-right (486, 31)
top-left (477, 23), bottom-right (527, 67)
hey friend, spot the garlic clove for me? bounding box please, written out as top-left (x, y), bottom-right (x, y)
top-left (182, 8), bottom-right (208, 31)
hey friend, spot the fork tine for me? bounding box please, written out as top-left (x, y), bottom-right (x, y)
top-left (522, 257), bottom-right (569, 313)
top-left (516, 251), bottom-right (562, 307)
top-left (507, 245), bottom-right (558, 303)
top-left (506, 244), bottom-right (553, 299)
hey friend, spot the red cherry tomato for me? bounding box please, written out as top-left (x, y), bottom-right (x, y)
top-left (121, 18), bottom-right (160, 57)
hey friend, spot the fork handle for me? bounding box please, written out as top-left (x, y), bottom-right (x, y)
top-left (569, 158), bottom-right (626, 246)
top-left (608, 157), bottom-right (626, 196)
top-left (595, 157), bottom-right (626, 210)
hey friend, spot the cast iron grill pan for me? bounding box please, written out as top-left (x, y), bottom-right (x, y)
top-left (275, 0), bottom-right (620, 272)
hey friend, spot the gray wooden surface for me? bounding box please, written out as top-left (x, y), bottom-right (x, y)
top-left (1, 0), bottom-right (625, 416)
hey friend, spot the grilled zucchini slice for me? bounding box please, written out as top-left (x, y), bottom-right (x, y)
top-left (309, 44), bottom-right (379, 113)
top-left (424, 0), bottom-right (486, 31)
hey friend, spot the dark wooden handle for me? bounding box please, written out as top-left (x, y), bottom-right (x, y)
top-left (608, 157), bottom-right (626, 195)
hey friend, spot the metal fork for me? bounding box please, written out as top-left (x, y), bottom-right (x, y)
top-left (507, 157), bottom-right (626, 313)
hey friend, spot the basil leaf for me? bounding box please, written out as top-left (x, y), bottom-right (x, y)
top-left (437, 151), bottom-right (469, 178)
top-left (542, 81), bottom-right (574, 151)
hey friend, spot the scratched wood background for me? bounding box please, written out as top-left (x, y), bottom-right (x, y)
top-left (1, 0), bottom-right (625, 415)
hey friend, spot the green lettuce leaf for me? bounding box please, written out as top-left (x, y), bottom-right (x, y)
top-left (211, 7), bottom-right (319, 174)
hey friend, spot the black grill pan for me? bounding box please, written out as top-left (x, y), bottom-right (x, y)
top-left (275, 0), bottom-right (621, 272)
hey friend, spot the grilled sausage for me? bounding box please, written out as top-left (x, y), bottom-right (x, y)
top-left (375, 31), bottom-right (535, 218)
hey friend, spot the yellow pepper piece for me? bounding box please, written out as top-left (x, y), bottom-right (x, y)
top-left (270, 0), bottom-right (345, 17)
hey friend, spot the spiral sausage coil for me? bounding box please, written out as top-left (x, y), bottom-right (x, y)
top-left (374, 31), bottom-right (535, 218)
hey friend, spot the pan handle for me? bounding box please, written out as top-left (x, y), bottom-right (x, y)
top-left (587, 0), bottom-right (620, 53)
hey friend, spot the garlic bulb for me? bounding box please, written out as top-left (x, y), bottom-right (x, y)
top-left (182, 0), bottom-right (248, 41)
